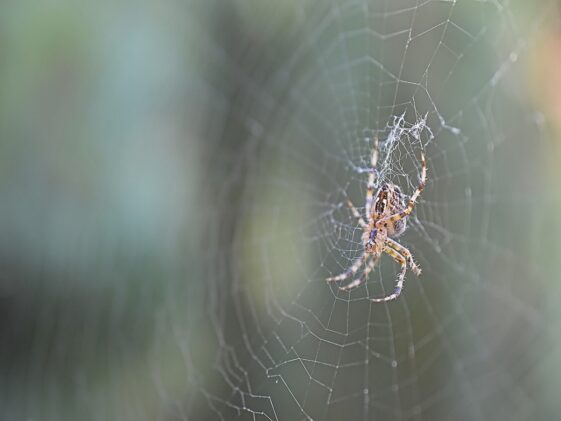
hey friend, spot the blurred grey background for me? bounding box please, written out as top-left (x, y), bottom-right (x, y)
top-left (1, 1), bottom-right (561, 420)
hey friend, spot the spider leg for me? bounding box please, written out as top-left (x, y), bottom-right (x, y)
top-left (370, 246), bottom-right (407, 303)
top-left (346, 200), bottom-right (368, 229)
top-left (339, 255), bottom-right (380, 291)
top-left (365, 137), bottom-right (379, 224)
top-left (386, 238), bottom-right (421, 276)
top-left (376, 151), bottom-right (426, 227)
top-left (326, 252), bottom-right (366, 282)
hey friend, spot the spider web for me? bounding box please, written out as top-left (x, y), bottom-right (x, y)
top-left (186, 1), bottom-right (559, 420)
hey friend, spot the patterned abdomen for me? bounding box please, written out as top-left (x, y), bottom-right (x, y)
top-left (374, 183), bottom-right (407, 237)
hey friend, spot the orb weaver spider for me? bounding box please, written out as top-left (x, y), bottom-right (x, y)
top-left (327, 137), bottom-right (427, 302)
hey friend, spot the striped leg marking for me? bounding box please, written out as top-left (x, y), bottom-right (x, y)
top-left (339, 256), bottom-right (379, 291)
top-left (370, 247), bottom-right (407, 303)
top-left (365, 137), bottom-right (379, 223)
top-left (326, 253), bottom-right (366, 283)
top-left (386, 238), bottom-right (421, 276)
top-left (346, 200), bottom-right (367, 229)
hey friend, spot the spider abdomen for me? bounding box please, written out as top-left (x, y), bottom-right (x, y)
top-left (390, 218), bottom-right (407, 237)
top-left (373, 183), bottom-right (408, 237)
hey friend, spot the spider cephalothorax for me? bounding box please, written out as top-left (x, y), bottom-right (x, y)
top-left (327, 138), bottom-right (426, 302)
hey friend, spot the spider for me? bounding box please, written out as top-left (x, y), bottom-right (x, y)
top-left (327, 138), bottom-right (426, 302)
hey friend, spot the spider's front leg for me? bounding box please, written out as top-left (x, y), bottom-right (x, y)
top-left (339, 255), bottom-right (379, 291)
top-left (326, 253), bottom-right (365, 283)
top-left (370, 246), bottom-right (407, 303)
top-left (386, 238), bottom-right (421, 276)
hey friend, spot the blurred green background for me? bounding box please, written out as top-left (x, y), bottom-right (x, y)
top-left (1, 1), bottom-right (561, 420)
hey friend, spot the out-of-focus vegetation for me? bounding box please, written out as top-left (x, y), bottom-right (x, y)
top-left (0, 1), bottom-right (206, 419)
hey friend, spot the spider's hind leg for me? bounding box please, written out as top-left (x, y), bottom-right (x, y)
top-left (365, 137), bottom-right (379, 222)
top-left (346, 200), bottom-right (368, 229)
